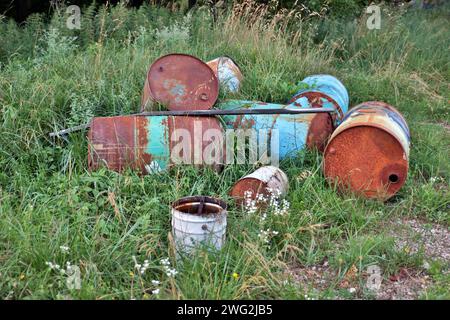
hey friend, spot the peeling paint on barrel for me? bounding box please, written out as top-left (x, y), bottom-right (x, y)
top-left (141, 54), bottom-right (219, 112)
top-left (289, 74), bottom-right (349, 126)
top-left (88, 115), bottom-right (224, 174)
top-left (206, 56), bottom-right (243, 93)
top-left (323, 101), bottom-right (410, 200)
top-left (230, 166), bottom-right (289, 207)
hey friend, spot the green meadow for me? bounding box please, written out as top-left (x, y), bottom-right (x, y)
top-left (0, 1), bottom-right (448, 299)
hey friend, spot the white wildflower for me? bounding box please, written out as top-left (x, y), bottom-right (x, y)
top-left (244, 190), bottom-right (258, 215)
top-left (258, 228), bottom-right (279, 245)
top-left (160, 258), bottom-right (177, 278)
top-left (133, 256), bottom-right (150, 275)
top-left (59, 245), bottom-right (70, 253)
top-left (160, 258), bottom-right (170, 266)
top-left (152, 288), bottom-right (160, 295)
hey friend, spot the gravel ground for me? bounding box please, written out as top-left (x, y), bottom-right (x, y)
top-left (390, 218), bottom-right (450, 262)
top-left (286, 218), bottom-right (449, 299)
top-left (374, 268), bottom-right (431, 300)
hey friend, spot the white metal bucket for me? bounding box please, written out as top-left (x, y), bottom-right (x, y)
top-left (171, 196), bottom-right (227, 255)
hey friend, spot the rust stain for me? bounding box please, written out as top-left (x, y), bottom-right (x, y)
top-left (323, 102), bottom-right (409, 200)
top-left (306, 113), bottom-right (333, 152)
top-left (230, 167), bottom-right (288, 208)
top-left (88, 116), bottom-right (136, 173)
top-left (290, 91), bottom-right (343, 125)
top-left (136, 116), bottom-right (152, 174)
top-left (231, 115), bottom-right (255, 130)
top-left (168, 116), bottom-right (225, 170)
top-left (230, 177), bottom-right (269, 207)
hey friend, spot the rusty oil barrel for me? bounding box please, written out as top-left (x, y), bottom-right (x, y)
top-left (323, 101), bottom-right (410, 200)
top-left (88, 115), bottom-right (224, 174)
top-left (141, 53), bottom-right (219, 112)
top-left (230, 166), bottom-right (289, 207)
top-left (289, 74), bottom-right (349, 126)
top-left (206, 56), bottom-right (243, 93)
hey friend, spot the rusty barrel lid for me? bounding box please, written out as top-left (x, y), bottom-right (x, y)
top-left (146, 53), bottom-right (219, 111)
top-left (323, 101), bottom-right (410, 200)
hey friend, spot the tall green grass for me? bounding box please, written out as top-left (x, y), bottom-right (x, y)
top-left (0, 1), bottom-right (448, 299)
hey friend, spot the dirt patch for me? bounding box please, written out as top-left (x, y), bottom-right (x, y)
top-left (285, 218), bottom-right (449, 299)
top-left (389, 218), bottom-right (450, 262)
top-left (285, 262), bottom-right (433, 300)
top-left (284, 261), bottom-right (338, 295)
top-left (374, 268), bottom-right (431, 300)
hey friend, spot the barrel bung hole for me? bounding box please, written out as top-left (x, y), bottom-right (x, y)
top-left (388, 174), bottom-right (399, 184)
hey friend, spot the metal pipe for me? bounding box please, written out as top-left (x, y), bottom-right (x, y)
top-left (48, 107), bottom-right (336, 137)
top-left (139, 107), bottom-right (335, 116)
top-left (49, 123), bottom-right (91, 137)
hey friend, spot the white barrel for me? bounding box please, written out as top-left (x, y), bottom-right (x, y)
top-left (171, 196), bottom-right (227, 255)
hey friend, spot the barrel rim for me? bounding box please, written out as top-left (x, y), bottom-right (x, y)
top-left (171, 195), bottom-right (227, 216)
top-left (351, 101), bottom-right (410, 132)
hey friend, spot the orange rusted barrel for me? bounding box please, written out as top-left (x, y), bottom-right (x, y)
top-left (206, 56), bottom-right (243, 93)
top-left (230, 166), bottom-right (289, 207)
top-left (88, 115), bottom-right (224, 174)
top-left (141, 53), bottom-right (219, 112)
top-left (323, 101), bottom-right (410, 200)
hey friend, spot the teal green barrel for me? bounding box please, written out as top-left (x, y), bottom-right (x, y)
top-left (289, 74), bottom-right (349, 126)
top-left (218, 100), bottom-right (334, 157)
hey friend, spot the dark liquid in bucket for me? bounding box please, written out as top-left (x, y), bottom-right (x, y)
top-left (174, 202), bottom-right (224, 215)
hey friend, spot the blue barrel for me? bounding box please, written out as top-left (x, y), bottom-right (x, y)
top-left (289, 74), bottom-right (349, 126)
top-left (218, 100), bottom-right (334, 158)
